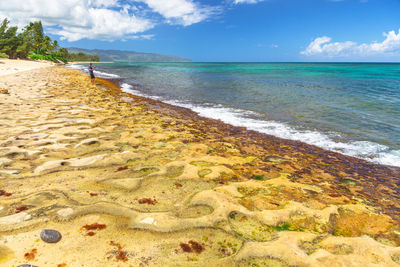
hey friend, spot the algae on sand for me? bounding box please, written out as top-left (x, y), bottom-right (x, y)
top-left (1, 67), bottom-right (400, 266)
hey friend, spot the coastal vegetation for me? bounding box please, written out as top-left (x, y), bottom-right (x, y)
top-left (62, 50), bottom-right (99, 62)
top-left (0, 18), bottom-right (98, 63)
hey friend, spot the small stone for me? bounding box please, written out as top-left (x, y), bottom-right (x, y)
top-left (40, 229), bottom-right (62, 243)
top-left (139, 217), bottom-right (157, 225)
top-left (57, 208), bottom-right (73, 218)
top-left (17, 265), bottom-right (38, 267)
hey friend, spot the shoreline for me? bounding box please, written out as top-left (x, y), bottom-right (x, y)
top-left (105, 74), bottom-right (400, 216)
top-left (1, 63), bottom-right (400, 266)
top-left (96, 70), bottom-right (400, 222)
top-left (105, 71), bottom-right (399, 168)
top-left (69, 62), bottom-right (400, 168)
top-left (68, 61), bottom-right (114, 64)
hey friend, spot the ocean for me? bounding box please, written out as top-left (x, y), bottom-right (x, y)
top-left (70, 62), bottom-right (400, 167)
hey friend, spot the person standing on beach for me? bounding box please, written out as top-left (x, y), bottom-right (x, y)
top-left (88, 63), bottom-right (96, 84)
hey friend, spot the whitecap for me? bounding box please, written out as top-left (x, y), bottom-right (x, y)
top-left (120, 82), bottom-right (400, 167)
top-left (66, 64), bottom-right (120, 78)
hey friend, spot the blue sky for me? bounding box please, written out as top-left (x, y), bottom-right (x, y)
top-left (1, 0), bottom-right (399, 61)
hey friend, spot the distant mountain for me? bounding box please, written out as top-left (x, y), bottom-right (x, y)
top-left (66, 47), bottom-right (191, 62)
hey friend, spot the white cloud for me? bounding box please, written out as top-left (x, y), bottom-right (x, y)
top-left (138, 0), bottom-right (219, 26)
top-left (126, 34), bottom-right (155, 40)
top-left (0, 0), bottom-right (220, 41)
top-left (301, 29), bottom-right (400, 57)
top-left (90, 0), bottom-right (119, 8)
top-left (0, 0), bottom-right (153, 41)
top-left (54, 9), bottom-right (152, 41)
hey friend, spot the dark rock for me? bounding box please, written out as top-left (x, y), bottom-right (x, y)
top-left (40, 229), bottom-right (62, 243)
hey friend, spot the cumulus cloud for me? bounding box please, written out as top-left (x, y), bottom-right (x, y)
top-left (0, 0), bottom-right (219, 41)
top-left (301, 29), bottom-right (400, 57)
top-left (0, 0), bottom-right (153, 41)
top-left (138, 0), bottom-right (219, 26)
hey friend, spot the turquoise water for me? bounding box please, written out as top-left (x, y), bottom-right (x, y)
top-left (72, 62), bottom-right (400, 167)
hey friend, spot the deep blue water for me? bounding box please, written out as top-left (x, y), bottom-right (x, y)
top-left (72, 62), bottom-right (400, 167)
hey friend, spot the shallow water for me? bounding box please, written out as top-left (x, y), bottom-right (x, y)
top-left (72, 62), bottom-right (400, 166)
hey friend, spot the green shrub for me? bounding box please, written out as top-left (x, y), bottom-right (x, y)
top-left (0, 19), bottom-right (80, 62)
top-left (28, 53), bottom-right (67, 63)
top-left (28, 54), bottom-right (51, 61)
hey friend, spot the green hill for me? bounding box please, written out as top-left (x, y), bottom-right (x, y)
top-left (66, 47), bottom-right (191, 62)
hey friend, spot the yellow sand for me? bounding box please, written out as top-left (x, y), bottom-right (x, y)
top-left (0, 62), bottom-right (400, 266)
top-left (0, 59), bottom-right (54, 77)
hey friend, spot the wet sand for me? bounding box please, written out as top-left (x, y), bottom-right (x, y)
top-left (0, 64), bottom-right (400, 266)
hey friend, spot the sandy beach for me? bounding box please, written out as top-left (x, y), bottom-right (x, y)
top-left (0, 59), bottom-right (54, 77)
top-left (1, 60), bottom-right (400, 266)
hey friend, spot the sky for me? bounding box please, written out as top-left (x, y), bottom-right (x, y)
top-left (0, 0), bottom-right (399, 62)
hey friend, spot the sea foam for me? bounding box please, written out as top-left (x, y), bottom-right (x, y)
top-left (66, 64), bottom-right (120, 78)
top-left (121, 82), bottom-right (400, 167)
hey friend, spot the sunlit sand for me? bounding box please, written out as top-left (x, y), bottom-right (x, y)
top-left (1, 62), bottom-right (400, 266)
